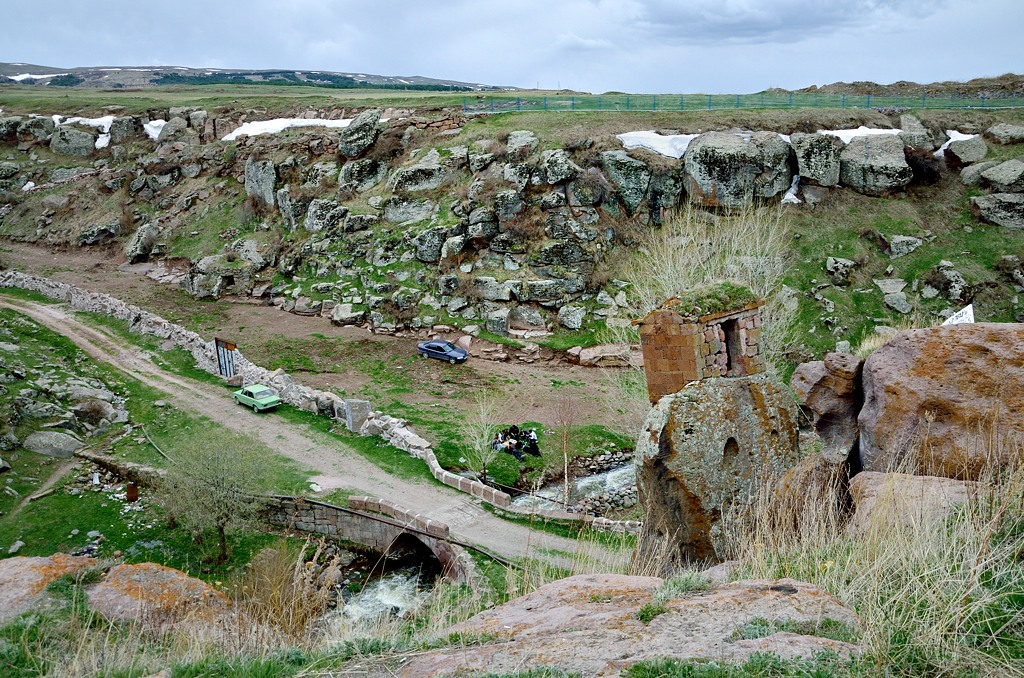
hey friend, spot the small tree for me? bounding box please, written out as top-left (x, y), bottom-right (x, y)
top-left (461, 391), bottom-right (502, 484)
top-left (157, 432), bottom-right (271, 564)
top-left (557, 394), bottom-right (577, 510)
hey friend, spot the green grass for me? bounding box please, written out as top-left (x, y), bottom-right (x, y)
top-left (730, 617), bottom-right (861, 645)
top-left (625, 651), bottom-right (863, 677)
top-left (0, 287), bottom-right (59, 305)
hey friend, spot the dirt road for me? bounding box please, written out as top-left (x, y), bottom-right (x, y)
top-left (0, 296), bottom-right (628, 572)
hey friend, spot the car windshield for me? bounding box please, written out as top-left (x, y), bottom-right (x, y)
top-left (439, 341), bottom-right (457, 351)
top-left (250, 387), bottom-right (273, 398)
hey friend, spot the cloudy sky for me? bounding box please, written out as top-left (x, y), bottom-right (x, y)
top-left (4, 0), bottom-right (1021, 93)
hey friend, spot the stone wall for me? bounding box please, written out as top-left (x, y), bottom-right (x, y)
top-left (638, 303), bottom-right (765, 404)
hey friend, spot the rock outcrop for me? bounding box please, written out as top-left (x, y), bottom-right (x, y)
top-left (88, 562), bottom-right (229, 623)
top-left (244, 157), bottom-right (276, 207)
top-left (400, 574), bottom-right (861, 677)
top-left (338, 109), bottom-right (381, 158)
top-left (635, 372), bottom-right (800, 564)
top-left (858, 324), bottom-right (1024, 479)
top-left (50, 124), bottom-right (96, 157)
top-left (0, 554), bottom-right (97, 625)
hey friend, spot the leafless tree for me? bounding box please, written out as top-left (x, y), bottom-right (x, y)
top-left (460, 391), bottom-right (503, 484)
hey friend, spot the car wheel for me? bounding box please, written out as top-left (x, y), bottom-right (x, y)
top-left (449, 357), bottom-right (457, 364)
top-left (419, 352), bottom-right (427, 359)
top-left (252, 404), bottom-right (259, 413)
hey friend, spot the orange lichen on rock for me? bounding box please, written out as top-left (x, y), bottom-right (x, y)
top-left (87, 562), bottom-right (229, 623)
top-left (26, 553), bottom-right (98, 593)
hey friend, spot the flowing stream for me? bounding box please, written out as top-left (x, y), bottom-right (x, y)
top-left (511, 463), bottom-right (637, 510)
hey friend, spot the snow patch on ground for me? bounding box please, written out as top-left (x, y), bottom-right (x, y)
top-left (934, 130), bottom-right (977, 157)
top-left (221, 117), bottom-right (354, 141)
top-left (782, 175), bottom-right (801, 204)
top-left (617, 131), bottom-right (700, 159)
top-left (8, 73), bottom-right (68, 81)
top-left (818, 126), bottom-right (901, 144)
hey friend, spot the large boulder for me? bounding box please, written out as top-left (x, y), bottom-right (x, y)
top-left (839, 135), bottom-right (913, 196)
top-left (790, 132), bottom-right (842, 187)
top-left (400, 574), bottom-right (860, 677)
top-left (383, 197), bottom-right (434, 223)
top-left (0, 116), bottom-right (21, 142)
top-left (338, 108), bottom-right (381, 158)
top-left (971, 193), bottom-right (1024, 229)
top-left (858, 324), bottom-right (1024, 479)
top-left (848, 471), bottom-right (983, 535)
top-left (108, 116), bottom-right (142, 144)
top-left (944, 134), bottom-right (988, 167)
top-left (980, 159), bottom-right (1024, 193)
top-left (179, 254), bottom-right (253, 299)
top-left (683, 132), bottom-right (793, 208)
top-left (50, 124), bottom-right (96, 157)
top-left (985, 123), bottom-right (1024, 145)
top-left (960, 160), bottom-right (1000, 187)
top-left (790, 353), bottom-right (863, 463)
top-left (17, 117), bottom-right (54, 147)
top-left (22, 430), bottom-right (83, 458)
top-left (635, 372), bottom-right (800, 564)
top-left (600, 151), bottom-right (651, 213)
top-left (244, 158), bottom-right (276, 207)
top-left (0, 555), bottom-right (97, 625)
top-left (87, 562), bottom-right (229, 623)
top-left (124, 222), bottom-right (159, 263)
top-left (505, 130), bottom-right (538, 161)
top-left (540, 149), bottom-right (581, 184)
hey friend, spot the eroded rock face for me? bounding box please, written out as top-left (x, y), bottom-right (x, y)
top-left (244, 158), bottom-right (276, 207)
top-left (858, 324), bottom-right (1024, 479)
top-left (636, 373), bottom-right (800, 564)
top-left (839, 135), bottom-right (913, 196)
top-left (399, 574), bottom-right (860, 677)
top-left (790, 353), bottom-right (863, 464)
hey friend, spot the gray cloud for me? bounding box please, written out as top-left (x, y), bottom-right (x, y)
top-left (2, 0), bottom-right (1021, 95)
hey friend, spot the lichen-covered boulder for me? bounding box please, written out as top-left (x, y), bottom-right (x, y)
top-left (600, 150), bottom-right (652, 214)
top-left (383, 197), bottom-right (435, 223)
top-left (17, 117), bottom-right (54, 146)
top-left (340, 157), bottom-right (387, 192)
top-left (303, 198), bottom-right (348, 233)
top-left (124, 222), bottom-right (159, 263)
top-left (338, 109), bottom-right (381, 158)
top-left (244, 158), bottom-right (276, 207)
top-left (980, 159), bottom-right (1024, 193)
top-left (635, 372), bottom-right (800, 564)
top-left (87, 562), bottom-right (229, 623)
top-left (108, 116), bottom-right (142, 144)
top-left (858, 324), bottom-right (1024, 479)
top-left (540, 149), bottom-right (581, 184)
top-left (683, 132), bottom-right (793, 208)
top-left (971, 193), bottom-right (1024, 229)
top-left (790, 132), bottom-right (842, 187)
top-left (390, 149), bottom-right (448, 192)
top-left (898, 114), bottom-right (934, 149)
top-left (944, 134), bottom-right (988, 167)
top-left (22, 430), bottom-right (84, 458)
top-left (0, 554), bottom-right (97, 625)
top-left (839, 135), bottom-right (913, 196)
top-left (986, 123), bottom-right (1024, 145)
top-left (50, 124), bottom-right (96, 157)
top-left (506, 130), bottom-right (538, 161)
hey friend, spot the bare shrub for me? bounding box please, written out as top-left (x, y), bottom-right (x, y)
top-left (365, 126), bottom-right (406, 164)
top-left (459, 391), bottom-right (503, 483)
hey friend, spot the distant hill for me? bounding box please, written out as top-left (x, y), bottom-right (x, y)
top-left (0, 62), bottom-right (514, 92)
top-left (774, 73), bottom-right (1024, 99)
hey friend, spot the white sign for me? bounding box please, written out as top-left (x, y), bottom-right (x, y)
top-left (941, 304), bottom-right (974, 326)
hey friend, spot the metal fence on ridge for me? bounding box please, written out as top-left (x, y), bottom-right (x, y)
top-left (463, 92), bottom-right (1023, 114)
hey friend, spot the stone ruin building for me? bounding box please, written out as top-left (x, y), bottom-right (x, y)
top-left (636, 283), bottom-right (766, 404)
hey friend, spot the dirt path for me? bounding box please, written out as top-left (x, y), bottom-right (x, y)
top-left (0, 296), bottom-right (628, 572)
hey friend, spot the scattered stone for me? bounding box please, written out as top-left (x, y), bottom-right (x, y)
top-left (960, 160), bottom-right (1000, 187)
top-left (873, 278), bottom-right (906, 294)
top-left (887, 235), bottom-right (922, 258)
top-left (971, 193), bottom-right (1024, 229)
top-left (980, 159), bottom-right (1024, 193)
top-left (557, 305), bottom-right (586, 330)
top-left (883, 292), bottom-right (913, 314)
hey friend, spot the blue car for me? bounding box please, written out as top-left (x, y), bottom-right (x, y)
top-left (417, 340), bottom-right (469, 364)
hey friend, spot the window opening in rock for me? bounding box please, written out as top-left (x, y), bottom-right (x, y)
top-left (222, 275), bottom-right (236, 290)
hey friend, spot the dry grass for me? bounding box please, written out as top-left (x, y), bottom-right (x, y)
top-left (715, 445), bottom-right (1024, 676)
